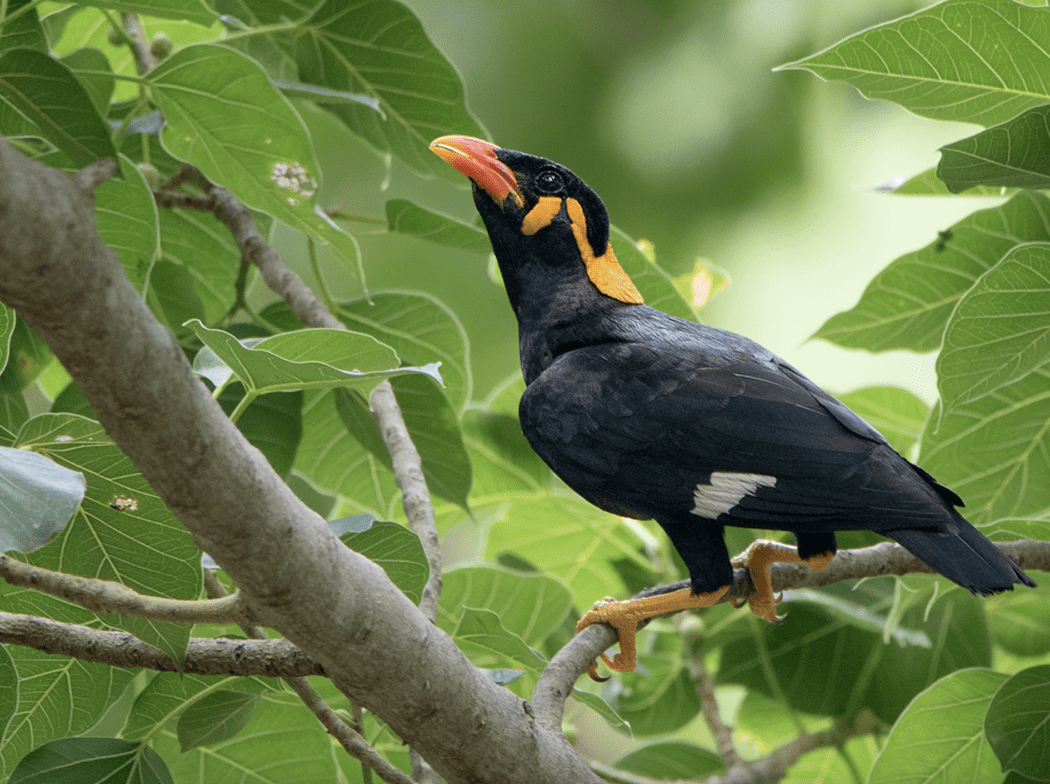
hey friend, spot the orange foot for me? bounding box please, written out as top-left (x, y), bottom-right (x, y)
top-left (576, 585), bottom-right (729, 679)
top-left (731, 540), bottom-right (834, 622)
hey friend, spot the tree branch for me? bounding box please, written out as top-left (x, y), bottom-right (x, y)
top-left (0, 142), bottom-right (597, 784)
top-left (0, 611), bottom-right (325, 676)
top-left (534, 539), bottom-right (1048, 730)
top-left (0, 554), bottom-right (246, 624)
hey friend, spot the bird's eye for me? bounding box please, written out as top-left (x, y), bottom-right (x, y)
top-left (535, 169), bottom-right (564, 194)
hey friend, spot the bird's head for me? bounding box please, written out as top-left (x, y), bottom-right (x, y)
top-left (430, 135), bottom-right (643, 305)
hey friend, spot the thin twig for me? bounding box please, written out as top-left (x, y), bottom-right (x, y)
top-left (0, 554), bottom-right (246, 624)
top-left (121, 13), bottom-right (157, 74)
top-left (696, 662), bottom-right (740, 771)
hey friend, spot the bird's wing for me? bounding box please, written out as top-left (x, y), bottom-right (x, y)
top-left (519, 342), bottom-right (949, 531)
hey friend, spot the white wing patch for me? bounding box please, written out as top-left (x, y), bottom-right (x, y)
top-left (691, 472), bottom-right (777, 519)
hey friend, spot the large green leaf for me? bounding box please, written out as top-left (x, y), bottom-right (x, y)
top-left (484, 497), bottom-right (653, 605)
top-left (264, 291), bottom-right (472, 410)
top-left (986, 582), bottom-right (1050, 657)
top-left (0, 0), bottom-right (47, 53)
top-left (289, 0), bottom-right (486, 175)
top-left (985, 665), bottom-right (1050, 782)
top-left (0, 446), bottom-right (85, 553)
top-left (613, 742), bottom-right (724, 781)
top-left (449, 607), bottom-right (548, 672)
top-left (177, 691), bottom-right (261, 752)
top-left (385, 199), bottom-right (492, 253)
top-left (888, 166), bottom-right (1012, 197)
top-left (154, 695), bottom-right (340, 783)
top-left (938, 104), bottom-right (1050, 193)
top-left (155, 208), bottom-right (241, 324)
top-left (335, 374), bottom-right (472, 510)
top-left (438, 566), bottom-right (572, 647)
top-left (95, 155), bottom-right (161, 294)
top-left (781, 0), bottom-right (1050, 127)
top-left (13, 414), bottom-right (203, 662)
top-left (0, 47), bottom-right (115, 166)
top-left (294, 389), bottom-right (402, 519)
top-left (188, 320), bottom-right (439, 395)
top-left (814, 191), bottom-right (1050, 352)
top-left (937, 243), bottom-right (1050, 415)
top-left (148, 44), bottom-right (362, 280)
top-left (868, 669), bottom-right (1007, 784)
top-left (8, 738), bottom-right (173, 784)
top-left (333, 516), bottom-right (429, 605)
top-left (921, 366), bottom-right (1050, 524)
top-left (0, 645), bottom-right (135, 780)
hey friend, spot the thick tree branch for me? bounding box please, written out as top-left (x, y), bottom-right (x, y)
top-left (0, 611), bottom-right (326, 676)
top-left (0, 142), bottom-right (596, 784)
top-left (0, 554), bottom-right (246, 624)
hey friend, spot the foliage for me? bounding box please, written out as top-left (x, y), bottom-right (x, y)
top-left (0, 1), bottom-right (1048, 783)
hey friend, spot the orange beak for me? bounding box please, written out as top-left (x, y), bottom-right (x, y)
top-left (430, 135), bottom-right (524, 209)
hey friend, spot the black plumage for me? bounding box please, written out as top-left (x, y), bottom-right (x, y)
top-left (430, 135), bottom-right (1034, 673)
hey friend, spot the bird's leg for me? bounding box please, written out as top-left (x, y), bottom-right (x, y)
top-left (731, 540), bottom-right (834, 622)
top-left (576, 585), bottom-right (730, 679)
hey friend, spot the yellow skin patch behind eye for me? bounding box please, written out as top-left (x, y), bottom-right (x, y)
top-left (522, 196), bottom-right (563, 236)
top-left (566, 198), bottom-right (644, 305)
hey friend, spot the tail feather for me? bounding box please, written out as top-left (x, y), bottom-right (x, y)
top-left (886, 513), bottom-right (1035, 595)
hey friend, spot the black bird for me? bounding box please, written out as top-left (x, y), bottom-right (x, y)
top-left (430, 135), bottom-right (1034, 675)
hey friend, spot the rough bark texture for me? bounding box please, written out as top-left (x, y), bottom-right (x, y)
top-left (0, 141), bottom-right (599, 784)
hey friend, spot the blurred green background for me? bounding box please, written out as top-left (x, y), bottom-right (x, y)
top-left (281, 0), bottom-right (1001, 404)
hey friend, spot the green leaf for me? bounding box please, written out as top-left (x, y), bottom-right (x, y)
top-left (868, 669), bottom-right (1008, 784)
top-left (837, 385), bottom-right (929, 457)
top-left (0, 48), bottom-right (115, 166)
top-left (986, 582), bottom-right (1050, 657)
top-left (95, 155), bottom-right (161, 294)
top-left (0, 650), bottom-right (135, 780)
top-left (886, 167), bottom-right (1012, 197)
top-left (77, 0), bottom-right (217, 26)
top-left (814, 191), bottom-right (1050, 352)
top-left (336, 517), bottom-right (429, 605)
top-left (484, 497), bottom-right (652, 606)
top-left (0, 0), bottom-right (47, 53)
top-left (385, 198), bottom-right (492, 253)
top-left (294, 389), bottom-right (402, 519)
top-left (450, 607), bottom-right (548, 671)
top-left (290, 0), bottom-right (486, 175)
top-left (985, 665), bottom-right (1050, 781)
top-left (336, 376), bottom-right (473, 510)
top-left (614, 742), bottom-right (724, 781)
top-left (8, 738), bottom-right (173, 784)
top-left (274, 79), bottom-right (382, 113)
top-left (0, 446), bottom-right (85, 553)
top-left (218, 385), bottom-right (302, 478)
top-left (265, 291), bottom-right (472, 409)
top-left (188, 320), bottom-right (439, 395)
top-left (461, 406), bottom-right (550, 499)
top-left (780, 0), bottom-right (1050, 127)
top-left (937, 243), bottom-right (1050, 415)
top-left (60, 48), bottom-right (114, 119)
top-left (124, 672), bottom-right (272, 742)
top-left (177, 690), bottom-right (261, 751)
top-left (938, 105), bottom-right (1050, 193)
top-left (14, 414), bottom-right (202, 662)
top-left (611, 227), bottom-right (698, 322)
top-left (155, 695), bottom-right (339, 783)
top-left (438, 567), bottom-right (572, 647)
top-left (921, 365), bottom-right (1050, 523)
top-left (149, 43), bottom-right (361, 278)
top-left (155, 207), bottom-right (241, 324)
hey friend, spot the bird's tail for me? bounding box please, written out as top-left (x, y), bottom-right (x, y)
top-left (886, 513), bottom-right (1035, 595)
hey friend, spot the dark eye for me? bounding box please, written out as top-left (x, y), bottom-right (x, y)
top-left (535, 169), bottom-right (564, 194)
